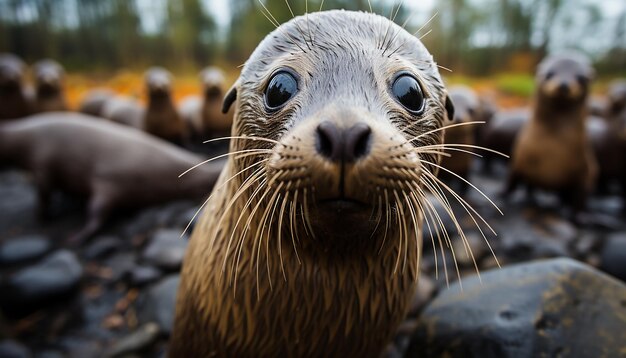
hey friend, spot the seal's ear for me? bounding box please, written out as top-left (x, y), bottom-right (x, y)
top-left (444, 94), bottom-right (455, 122)
top-left (222, 80), bottom-right (239, 114)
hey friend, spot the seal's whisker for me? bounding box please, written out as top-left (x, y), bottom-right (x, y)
top-left (283, 0), bottom-right (311, 50)
top-left (179, 149), bottom-right (272, 178)
top-left (370, 195), bottom-right (383, 240)
top-left (289, 188), bottom-right (302, 265)
top-left (203, 135), bottom-right (281, 146)
top-left (388, 11), bottom-right (439, 57)
top-left (318, 0), bottom-right (325, 11)
top-left (391, 191), bottom-right (403, 276)
top-left (265, 184), bottom-right (284, 291)
top-left (257, 0), bottom-right (308, 53)
top-left (379, 0), bottom-right (399, 51)
top-left (422, 174), bottom-right (480, 282)
top-left (404, 121), bottom-right (485, 145)
top-left (378, 189), bottom-right (391, 254)
top-left (418, 28), bottom-right (433, 41)
top-left (436, 64), bottom-right (453, 73)
top-left (302, 187), bottom-right (315, 239)
top-left (393, 190), bottom-right (409, 274)
top-left (417, 143), bottom-right (508, 158)
top-left (254, 182), bottom-right (282, 296)
top-left (232, 178), bottom-right (272, 294)
top-left (409, 191), bottom-right (438, 279)
top-left (422, 170), bottom-right (500, 270)
top-left (404, 192), bottom-right (421, 281)
top-left (209, 168), bottom-right (266, 258)
top-left (422, 160), bottom-right (504, 216)
top-left (415, 187), bottom-right (452, 286)
top-left (277, 191), bottom-right (291, 281)
top-left (181, 159), bottom-right (270, 238)
top-left (222, 177), bottom-right (268, 277)
top-left (381, 0), bottom-right (405, 54)
top-left (418, 181), bottom-right (462, 288)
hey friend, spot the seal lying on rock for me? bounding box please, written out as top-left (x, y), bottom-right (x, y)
top-left (0, 113), bottom-right (222, 243)
top-left (170, 9), bottom-right (472, 357)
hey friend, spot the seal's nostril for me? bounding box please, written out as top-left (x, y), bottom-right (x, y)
top-left (558, 82), bottom-right (570, 95)
top-left (346, 123), bottom-right (372, 162)
top-left (316, 121), bottom-right (372, 163)
top-left (316, 121), bottom-right (341, 161)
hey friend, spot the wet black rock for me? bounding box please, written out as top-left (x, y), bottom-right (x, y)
top-left (141, 230), bottom-right (187, 271)
top-left (137, 275), bottom-right (179, 335)
top-left (0, 235), bottom-right (51, 267)
top-left (103, 252), bottom-right (137, 283)
top-left (0, 250), bottom-right (83, 316)
top-left (126, 265), bottom-right (163, 287)
top-left (600, 233), bottom-right (626, 282)
top-left (406, 258), bottom-right (626, 357)
top-left (0, 340), bottom-right (31, 358)
top-left (82, 236), bottom-right (122, 260)
top-left (105, 322), bottom-right (160, 357)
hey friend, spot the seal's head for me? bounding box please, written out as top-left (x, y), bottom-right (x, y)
top-left (536, 54), bottom-right (594, 104)
top-left (33, 59), bottom-right (65, 94)
top-left (222, 10), bottom-right (453, 250)
top-left (145, 67), bottom-right (173, 100)
top-left (0, 53), bottom-right (26, 90)
top-left (608, 80), bottom-right (626, 116)
top-left (200, 66), bottom-right (226, 99)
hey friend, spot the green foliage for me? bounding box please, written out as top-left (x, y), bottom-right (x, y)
top-left (496, 74), bottom-right (535, 97)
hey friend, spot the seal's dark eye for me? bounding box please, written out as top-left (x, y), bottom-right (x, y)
top-left (265, 72), bottom-right (298, 111)
top-left (392, 75), bottom-right (425, 114)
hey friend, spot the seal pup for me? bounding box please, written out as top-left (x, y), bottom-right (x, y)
top-left (79, 89), bottom-right (116, 117)
top-left (0, 53), bottom-right (32, 120)
top-left (439, 86), bottom-right (481, 194)
top-left (101, 95), bottom-right (144, 129)
top-left (179, 66), bottom-right (234, 143)
top-left (0, 113), bottom-right (222, 243)
top-left (169, 10), bottom-right (500, 358)
top-left (506, 54), bottom-right (597, 214)
top-left (142, 67), bottom-right (186, 145)
top-left (32, 59), bottom-right (68, 113)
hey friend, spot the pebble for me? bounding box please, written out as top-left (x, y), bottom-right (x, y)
top-left (82, 236), bottom-right (122, 260)
top-left (0, 250), bottom-right (83, 315)
top-left (0, 340), bottom-right (31, 358)
top-left (105, 322), bottom-right (160, 357)
top-left (141, 230), bottom-right (187, 271)
top-left (0, 235), bottom-right (51, 267)
top-left (137, 275), bottom-right (180, 335)
top-left (600, 233), bottom-right (626, 282)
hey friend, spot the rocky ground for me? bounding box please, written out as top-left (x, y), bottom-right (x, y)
top-left (0, 159), bottom-right (625, 357)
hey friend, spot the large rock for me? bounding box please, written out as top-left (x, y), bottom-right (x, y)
top-left (600, 233), bottom-right (626, 282)
top-left (142, 230), bottom-right (187, 271)
top-left (137, 275), bottom-right (179, 335)
top-left (0, 235), bottom-right (51, 267)
top-left (0, 340), bottom-right (31, 358)
top-left (406, 258), bottom-right (626, 357)
top-left (0, 250), bottom-right (83, 316)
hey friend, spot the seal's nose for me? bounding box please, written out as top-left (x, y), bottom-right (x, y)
top-left (316, 121), bottom-right (372, 163)
top-left (558, 82), bottom-right (570, 96)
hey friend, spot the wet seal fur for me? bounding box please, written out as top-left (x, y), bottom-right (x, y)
top-left (33, 59), bottom-right (69, 113)
top-left (0, 53), bottom-right (32, 120)
top-left (0, 113), bottom-right (222, 243)
top-left (171, 10), bottom-right (455, 357)
top-left (506, 54), bottom-right (597, 213)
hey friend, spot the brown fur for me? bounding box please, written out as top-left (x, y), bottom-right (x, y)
top-left (171, 10), bottom-right (453, 357)
top-left (0, 53), bottom-right (32, 120)
top-left (142, 67), bottom-right (186, 144)
top-left (507, 54), bottom-right (597, 212)
top-left (0, 113), bottom-right (221, 243)
top-left (33, 59), bottom-right (69, 113)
